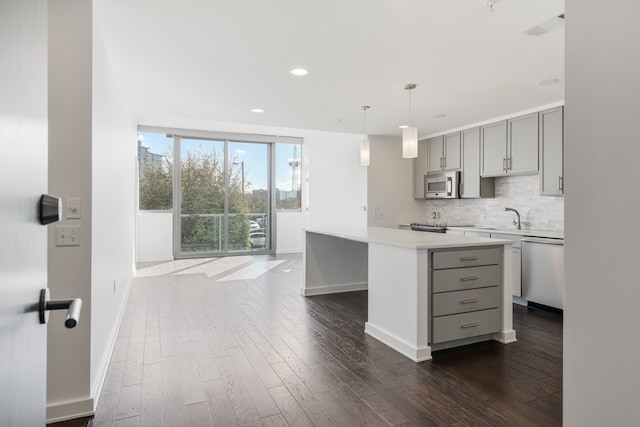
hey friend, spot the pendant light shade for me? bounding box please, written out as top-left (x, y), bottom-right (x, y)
top-left (360, 106), bottom-right (370, 167)
top-left (402, 126), bottom-right (418, 158)
top-left (360, 138), bottom-right (370, 166)
top-left (402, 84), bottom-right (418, 158)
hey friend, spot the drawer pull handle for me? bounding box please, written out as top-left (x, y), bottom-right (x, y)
top-left (461, 323), bottom-right (479, 329)
top-left (461, 298), bottom-right (479, 304)
top-left (460, 276), bottom-right (479, 281)
top-left (460, 256), bottom-right (479, 261)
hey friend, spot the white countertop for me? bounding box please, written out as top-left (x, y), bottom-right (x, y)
top-left (445, 226), bottom-right (564, 239)
top-left (305, 226), bottom-right (513, 250)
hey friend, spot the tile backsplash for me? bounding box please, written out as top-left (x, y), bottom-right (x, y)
top-left (423, 174), bottom-right (564, 232)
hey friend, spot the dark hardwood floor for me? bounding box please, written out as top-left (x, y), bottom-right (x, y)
top-left (82, 253), bottom-right (562, 426)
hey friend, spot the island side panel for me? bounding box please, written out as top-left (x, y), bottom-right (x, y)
top-left (493, 242), bottom-right (517, 343)
top-left (302, 231), bottom-right (368, 296)
top-left (365, 242), bottom-right (432, 362)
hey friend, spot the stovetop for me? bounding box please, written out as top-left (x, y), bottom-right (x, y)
top-left (409, 223), bottom-right (474, 233)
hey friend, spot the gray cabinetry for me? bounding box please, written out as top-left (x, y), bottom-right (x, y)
top-left (414, 139), bottom-right (428, 199)
top-left (430, 247), bottom-right (503, 345)
top-left (461, 127), bottom-right (495, 198)
top-left (427, 132), bottom-right (461, 174)
top-left (508, 112), bottom-right (539, 174)
top-left (540, 106), bottom-right (564, 196)
top-left (481, 120), bottom-right (508, 176)
top-left (426, 136), bottom-right (443, 173)
top-left (481, 113), bottom-right (539, 177)
top-left (443, 132), bottom-right (462, 171)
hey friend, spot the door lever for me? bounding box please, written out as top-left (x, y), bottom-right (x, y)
top-left (39, 288), bottom-right (82, 328)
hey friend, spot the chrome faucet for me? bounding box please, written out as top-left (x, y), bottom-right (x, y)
top-left (505, 207), bottom-right (521, 230)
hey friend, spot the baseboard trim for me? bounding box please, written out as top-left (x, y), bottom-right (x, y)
top-left (301, 282), bottom-right (367, 296)
top-left (136, 255), bottom-right (173, 263)
top-left (364, 322), bottom-right (432, 362)
top-left (46, 398), bottom-right (94, 424)
top-left (275, 249), bottom-right (302, 254)
top-left (493, 329), bottom-right (518, 344)
top-left (90, 275), bottom-right (134, 410)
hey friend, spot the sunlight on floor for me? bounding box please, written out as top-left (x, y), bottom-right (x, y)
top-left (217, 260), bottom-right (286, 281)
top-left (135, 258), bottom-right (215, 277)
top-left (173, 256), bottom-right (254, 278)
top-left (135, 256), bottom-right (285, 281)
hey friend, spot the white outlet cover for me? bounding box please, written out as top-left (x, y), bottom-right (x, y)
top-left (66, 197), bottom-right (81, 219)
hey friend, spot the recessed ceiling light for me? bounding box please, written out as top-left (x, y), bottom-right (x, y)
top-left (251, 108), bottom-right (264, 113)
top-left (290, 68), bottom-right (309, 76)
top-left (536, 78), bottom-right (560, 86)
top-left (432, 114), bottom-right (447, 119)
top-left (399, 125), bottom-right (409, 129)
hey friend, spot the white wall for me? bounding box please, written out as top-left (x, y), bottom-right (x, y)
top-left (90, 16), bottom-right (137, 408)
top-left (276, 211), bottom-right (303, 253)
top-left (47, 0), bottom-right (93, 420)
top-left (47, 1), bottom-right (136, 422)
top-left (137, 212), bottom-right (173, 262)
top-left (134, 116), bottom-right (367, 260)
top-left (367, 135), bottom-right (423, 227)
top-left (564, 1), bottom-right (640, 425)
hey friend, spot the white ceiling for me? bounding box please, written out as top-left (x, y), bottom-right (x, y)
top-left (94, 0), bottom-right (564, 137)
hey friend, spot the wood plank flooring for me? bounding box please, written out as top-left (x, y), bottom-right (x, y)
top-left (87, 253), bottom-right (562, 426)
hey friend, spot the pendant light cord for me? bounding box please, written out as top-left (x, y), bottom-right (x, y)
top-left (408, 89), bottom-right (412, 126)
top-left (404, 83), bottom-right (417, 127)
top-left (362, 105), bottom-right (370, 138)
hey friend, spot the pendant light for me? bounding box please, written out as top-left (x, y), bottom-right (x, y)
top-left (402, 83), bottom-right (418, 158)
top-left (360, 106), bottom-right (370, 167)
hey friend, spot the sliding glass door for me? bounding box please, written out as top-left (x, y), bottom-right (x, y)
top-left (175, 137), bottom-right (272, 257)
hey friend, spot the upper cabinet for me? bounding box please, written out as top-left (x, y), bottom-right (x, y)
top-left (414, 139), bottom-right (428, 199)
top-left (461, 127), bottom-right (495, 198)
top-left (539, 107), bottom-right (564, 196)
top-left (426, 132), bottom-right (461, 174)
top-left (481, 113), bottom-right (539, 177)
top-left (414, 106), bottom-right (563, 199)
top-left (480, 121), bottom-right (508, 176)
top-left (508, 112), bottom-right (539, 174)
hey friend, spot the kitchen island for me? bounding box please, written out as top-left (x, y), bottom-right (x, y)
top-left (303, 226), bottom-right (516, 361)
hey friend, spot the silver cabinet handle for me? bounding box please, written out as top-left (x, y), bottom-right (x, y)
top-left (39, 288), bottom-right (82, 328)
top-left (460, 256), bottom-right (479, 261)
top-left (461, 298), bottom-right (479, 304)
top-left (503, 158), bottom-right (506, 171)
top-left (460, 276), bottom-right (479, 281)
top-left (507, 157), bottom-right (512, 170)
top-left (461, 323), bottom-right (479, 329)
top-left (559, 176), bottom-right (564, 192)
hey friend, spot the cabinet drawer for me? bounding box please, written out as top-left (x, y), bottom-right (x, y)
top-left (432, 308), bottom-right (501, 344)
top-left (432, 286), bottom-right (501, 317)
top-left (432, 248), bottom-right (501, 269)
top-left (432, 264), bottom-right (502, 293)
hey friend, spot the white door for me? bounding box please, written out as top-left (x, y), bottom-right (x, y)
top-left (0, 1), bottom-right (49, 425)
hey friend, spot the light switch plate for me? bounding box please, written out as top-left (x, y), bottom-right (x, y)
top-left (66, 197), bottom-right (81, 219)
top-left (55, 225), bottom-right (81, 246)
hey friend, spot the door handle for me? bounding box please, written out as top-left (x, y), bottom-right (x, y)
top-left (39, 288), bottom-right (82, 328)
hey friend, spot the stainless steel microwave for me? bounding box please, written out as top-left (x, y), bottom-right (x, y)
top-left (425, 171), bottom-right (460, 199)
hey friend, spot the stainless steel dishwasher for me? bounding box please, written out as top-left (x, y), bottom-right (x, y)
top-left (521, 237), bottom-right (564, 310)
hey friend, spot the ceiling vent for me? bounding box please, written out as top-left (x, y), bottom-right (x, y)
top-left (525, 13), bottom-right (564, 37)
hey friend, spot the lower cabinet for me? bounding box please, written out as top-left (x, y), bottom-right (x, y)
top-left (430, 247), bottom-right (502, 345)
